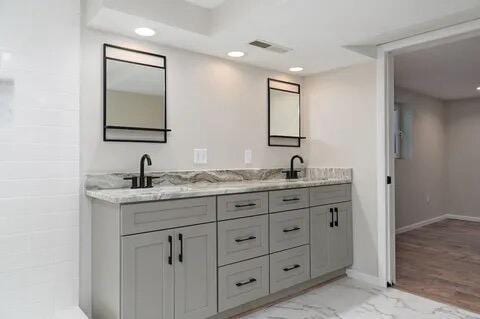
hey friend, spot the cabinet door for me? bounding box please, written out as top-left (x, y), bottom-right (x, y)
top-left (329, 202), bottom-right (353, 270)
top-left (122, 230), bottom-right (174, 319)
top-left (310, 206), bottom-right (331, 278)
top-left (175, 223), bottom-right (217, 319)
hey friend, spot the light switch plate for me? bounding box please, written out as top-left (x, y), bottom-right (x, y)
top-left (194, 149), bottom-right (208, 164)
top-left (244, 149), bottom-right (252, 164)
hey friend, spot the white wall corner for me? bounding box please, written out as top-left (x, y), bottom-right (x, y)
top-left (346, 269), bottom-right (385, 287)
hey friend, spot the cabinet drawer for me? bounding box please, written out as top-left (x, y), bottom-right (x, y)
top-left (218, 215), bottom-right (269, 266)
top-left (270, 245), bottom-right (310, 293)
top-left (217, 192), bottom-right (268, 221)
top-left (121, 197), bottom-right (216, 235)
top-left (270, 209), bottom-right (309, 253)
top-left (269, 188), bottom-right (309, 213)
top-left (309, 184), bottom-right (351, 207)
top-left (218, 256), bottom-right (269, 312)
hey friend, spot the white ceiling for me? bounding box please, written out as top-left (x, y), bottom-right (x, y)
top-left (87, 0), bottom-right (480, 75)
top-left (395, 35), bottom-right (480, 101)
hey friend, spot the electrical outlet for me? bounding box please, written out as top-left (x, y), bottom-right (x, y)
top-left (194, 149), bottom-right (207, 164)
top-left (244, 149), bottom-right (252, 164)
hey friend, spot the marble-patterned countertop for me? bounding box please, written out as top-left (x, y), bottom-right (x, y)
top-left (86, 175), bottom-right (351, 204)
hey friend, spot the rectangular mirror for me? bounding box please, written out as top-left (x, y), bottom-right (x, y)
top-left (268, 78), bottom-right (304, 147)
top-left (104, 44), bottom-right (170, 143)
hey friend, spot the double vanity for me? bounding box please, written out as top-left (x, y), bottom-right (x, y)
top-left (86, 165), bottom-right (353, 319)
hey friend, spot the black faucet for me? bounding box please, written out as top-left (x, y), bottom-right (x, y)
top-left (284, 155), bottom-right (304, 179)
top-left (124, 154), bottom-right (158, 189)
top-left (139, 154), bottom-right (152, 188)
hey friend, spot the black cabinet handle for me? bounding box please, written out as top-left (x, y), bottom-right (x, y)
top-left (168, 235), bottom-right (173, 265)
top-left (283, 264), bottom-right (301, 272)
top-left (334, 207), bottom-right (339, 227)
top-left (283, 197), bottom-right (300, 202)
top-left (283, 226), bottom-right (301, 233)
top-left (329, 208), bottom-right (334, 227)
top-left (234, 203), bottom-right (256, 208)
top-left (235, 235), bottom-right (256, 243)
top-left (235, 278), bottom-right (257, 287)
top-left (178, 233), bottom-right (183, 262)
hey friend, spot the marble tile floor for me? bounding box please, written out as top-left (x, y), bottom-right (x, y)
top-left (238, 277), bottom-right (480, 319)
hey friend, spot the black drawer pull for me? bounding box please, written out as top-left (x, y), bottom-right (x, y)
top-left (334, 207), bottom-right (339, 227)
top-left (329, 208), bottom-right (334, 228)
top-left (235, 235), bottom-right (256, 243)
top-left (282, 197), bottom-right (300, 202)
top-left (235, 278), bottom-right (257, 287)
top-left (234, 203), bottom-right (256, 208)
top-left (283, 226), bottom-right (301, 233)
top-left (283, 264), bottom-right (301, 272)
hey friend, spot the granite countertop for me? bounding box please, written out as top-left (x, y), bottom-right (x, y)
top-left (85, 168), bottom-right (352, 204)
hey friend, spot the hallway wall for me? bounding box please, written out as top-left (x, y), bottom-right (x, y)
top-left (446, 97), bottom-right (480, 218)
top-left (394, 88), bottom-right (448, 230)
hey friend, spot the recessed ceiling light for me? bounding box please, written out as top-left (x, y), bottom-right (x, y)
top-left (289, 67), bottom-right (304, 72)
top-left (135, 27), bottom-right (156, 37)
top-left (477, 86), bottom-right (480, 91)
top-left (227, 51), bottom-right (245, 58)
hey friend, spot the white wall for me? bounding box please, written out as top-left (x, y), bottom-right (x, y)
top-left (394, 88), bottom-right (448, 229)
top-left (80, 27), bottom-right (305, 315)
top-left (446, 97), bottom-right (480, 218)
top-left (304, 62), bottom-right (379, 278)
top-left (0, 0), bottom-right (80, 318)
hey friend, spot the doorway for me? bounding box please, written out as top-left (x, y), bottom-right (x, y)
top-left (377, 20), bottom-right (480, 313)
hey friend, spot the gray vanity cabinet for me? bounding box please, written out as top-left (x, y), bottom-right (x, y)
top-left (310, 202), bottom-right (353, 278)
top-left (122, 223), bottom-right (217, 319)
top-left (91, 183), bottom-right (353, 319)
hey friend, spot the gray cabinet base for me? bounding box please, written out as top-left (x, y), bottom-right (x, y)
top-left (208, 268), bottom-right (347, 319)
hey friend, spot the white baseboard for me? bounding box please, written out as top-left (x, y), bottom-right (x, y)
top-left (395, 215), bottom-right (447, 234)
top-left (445, 214), bottom-right (480, 223)
top-left (395, 213), bottom-right (480, 235)
top-left (346, 269), bottom-right (384, 287)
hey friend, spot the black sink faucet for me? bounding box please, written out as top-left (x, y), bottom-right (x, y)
top-left (284, 155), bottom-right (304, 179)
top-left (139, 154), bottom-right (152, 188)
top-left (124, 154), bottom-right (158, 189)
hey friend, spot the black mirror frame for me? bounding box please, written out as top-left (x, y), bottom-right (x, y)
top-left (267, 78), bottom-right (305, 147)
top-left (103, 44), bottom-right (171, 143)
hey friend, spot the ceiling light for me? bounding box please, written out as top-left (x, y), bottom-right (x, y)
top-left (227, 51), bottom-right (245, 58)
top-left (135, 27), bottom-right (156, 37)
top-left (477, 86), bottom-right (480, 91)
top-left (289, 67), bottom-right (303, 72)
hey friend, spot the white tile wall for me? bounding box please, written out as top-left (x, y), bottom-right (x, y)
top-left (0, 0), bottom-right (80, 318)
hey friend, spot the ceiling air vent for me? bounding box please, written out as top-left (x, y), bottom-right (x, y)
top-left (249, 40), bottom-right (292, 54)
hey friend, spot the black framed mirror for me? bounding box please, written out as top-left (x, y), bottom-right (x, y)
top-left (268, 78), bottom-right (304, 147)
top-left (103, 44), bottom-right (171, 143)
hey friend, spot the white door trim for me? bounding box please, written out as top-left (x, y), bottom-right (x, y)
top-left (376, 18), bottom-right (480, 286)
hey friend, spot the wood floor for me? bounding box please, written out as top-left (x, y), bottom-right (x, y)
top-left (396, 219), bottom-right (480, 314)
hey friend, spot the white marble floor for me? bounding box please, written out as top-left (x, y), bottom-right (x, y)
top-left (240, 278), bottom-right (480, 319)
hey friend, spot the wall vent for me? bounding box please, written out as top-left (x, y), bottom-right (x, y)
top-left (249, 40), bottom-right (292, 54)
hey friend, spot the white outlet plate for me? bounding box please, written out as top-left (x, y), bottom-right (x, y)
top-left (194, 149), bottom-right (207, 164)
top-left (244, 149), bottom-right (252, 164)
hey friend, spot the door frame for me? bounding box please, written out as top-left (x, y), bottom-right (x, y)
top-left (376, 19), bottom-right (480, 286)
